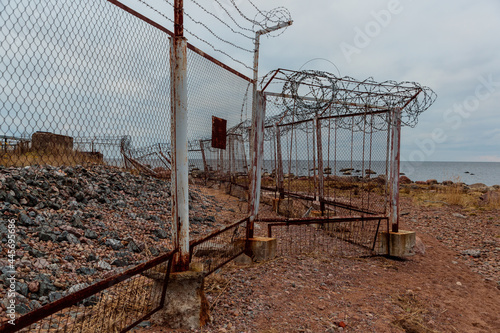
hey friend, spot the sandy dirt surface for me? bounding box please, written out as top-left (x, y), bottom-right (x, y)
top-left (135, 197), bottom-right (500, 333)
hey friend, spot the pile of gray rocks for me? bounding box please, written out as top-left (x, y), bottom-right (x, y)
top-left (0, 165), bottom-right (227, 317)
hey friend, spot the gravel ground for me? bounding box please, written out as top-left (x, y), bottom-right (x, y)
top-left (0, 165), bottom-right (247, 321)
top-left (136, 198), bottom-right (500, 333)
top-left (1, 166), bottom-right (499, 331)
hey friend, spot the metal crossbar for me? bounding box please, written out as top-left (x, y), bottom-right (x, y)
top-left (190, 218), bottom-right (249, 275)
top-left (257, 216), bottom-right (385, 257)
top-left (0, 250), bottom-right (176, 333)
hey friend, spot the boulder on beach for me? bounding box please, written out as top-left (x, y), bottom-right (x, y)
top-left (426, 179), bottom-right (438, 185)
top-left (399, 176), bottom-right (412, 185)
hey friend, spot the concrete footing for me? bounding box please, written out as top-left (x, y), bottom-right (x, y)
top-left (234, 237), bottom-right (277, 263)
top-left (378, 230), bottom-right (416, 257)
top-left (247, 237), bottom-right (277, 262)
top-left (149, 270), bottom-right (209, 330)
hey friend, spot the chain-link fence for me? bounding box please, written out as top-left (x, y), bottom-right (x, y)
top-left (186, 47), bottom-right (252, 186)
top-left (0, 0), bottom-right (171, 169)
top-left (1, 250), bottom-right (175, 333)
top-left (256, 69), bottom-right (436, 223)
top-left (258, 97), bottom-right (391, 219)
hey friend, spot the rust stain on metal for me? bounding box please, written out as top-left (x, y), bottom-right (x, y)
top-left (389, 108), bottom-right (402, 233)
top-left (212, 116), bottom-right (227, 149)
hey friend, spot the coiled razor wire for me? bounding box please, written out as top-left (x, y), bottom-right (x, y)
top-left (258, 69), bottom-right (436, 137)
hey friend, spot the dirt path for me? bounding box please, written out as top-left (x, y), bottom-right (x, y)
top-left (135, 230), bottom-right (499, 333)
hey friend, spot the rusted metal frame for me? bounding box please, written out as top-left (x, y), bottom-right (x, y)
top-left (0, 250), bottom-right (177, 333)
top-left (261, 185), bottom-right (278, 192)
top-left (315, 116), bottom-right (325, 214)
top-left (219, 147), bottom-right (224, 175)
top-left (107, 1), bottom-right (252, 85)
top-left (170, 0), bottom-right (190, 271)
top-left (260, 68), bottom-right (285, 92)
top-left (259, 215), bottom-right (387, 224)
top-left (264, 216), bottom-right (387, 238)
top-left (361, 113), bottom-right (367, 211)
top-left (121, 255), bottom-right (174, 332)
top-left (228, 135), bottom-right (233, 181)
top-left (204, 247), bottom-right (246, 276)
top-left (199, 140), bottom-right (208, 173)
top-left (264, 109), bottom-right (390, 130)
top-left (349, 116), bottom-right (354, 209)
top-left (367, 114), bottom-right (374, 211)
top-left (275, 124), bottom-right (285, 199)
top-left (371, 219), bottom-right (382, 251)
top-left (389, 107), bottom-right (402, 233)
top-left (263, 185), bottom-right (379, 215)
top-left (158, 144), bottom-right (172, 169)
top-left (186, 43), bottom-right (252, 83)
top-left (107, 0), bottom-right (174, 37)
top-left (189, 217), bottom-right (249, 249)
top-left (321, 197), bottom-right (381, 215)
top-left (266, 218), bottom-right (385, 251)
top-left (311, 121), bottom-right (318, 199)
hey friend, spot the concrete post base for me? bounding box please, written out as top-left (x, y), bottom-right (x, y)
top-left (149, 270), bottom-right (209, 330)
top-left (246, 237), bottom-right (277, 262)
top-left (234, 237), bottom-right (277, 263)
top-left (378, 230), bottom-right (416, 257)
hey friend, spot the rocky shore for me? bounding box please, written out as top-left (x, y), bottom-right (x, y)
top-left (0, 165), bottom-right (245, 319)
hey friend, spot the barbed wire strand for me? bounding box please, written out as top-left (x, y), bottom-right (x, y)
top-left (135, 0), bottom-right (253, 70)
top-left (159, 0), bottom-right (253, 52)
top-left (188, 0), bottom-right (254, 40)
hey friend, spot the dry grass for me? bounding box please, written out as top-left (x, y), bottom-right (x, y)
top-left (401, 182), bottom-right (500, 210)
top-left (391, 291), bottom-right (440, 333)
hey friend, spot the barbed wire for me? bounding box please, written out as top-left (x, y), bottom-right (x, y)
top-left (260, 69), bottom-right (437, 135)
top-left (135, 0), bottom-right (254, 70)
top-left (188, 0), bottom-right (254, 40)
top-left (160, 0), bottom-right (254, 53)
top-left (212, 0), bottom-right (256, 33)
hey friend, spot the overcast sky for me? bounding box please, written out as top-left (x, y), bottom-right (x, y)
top-left (130, 0), bottom-right (500, 162)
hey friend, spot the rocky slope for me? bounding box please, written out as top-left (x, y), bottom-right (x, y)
top-left (0, 165), bottom-right (244, 317)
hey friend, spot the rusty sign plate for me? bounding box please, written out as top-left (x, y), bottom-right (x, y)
top-left (212, 116), bottom-right (227, 149)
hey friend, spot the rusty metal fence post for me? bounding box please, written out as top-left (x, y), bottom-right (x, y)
top-left (275, 124), bottom-right (285, 199)
top-left (170, 0), bottom-right (190, 271)
top-left (248, 91), bottom-right (266, 238)
top-left (315, 116), bottom-right (325, 214)
top-left (389, 107), bottom-right (402, 233)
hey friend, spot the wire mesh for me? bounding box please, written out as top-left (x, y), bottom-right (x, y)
top-left (190, 218), bottom-right (248, 275)
top-left (256, 218), bottom-right (383, 258)
top-left (0, 251), bottom-right (175, 333)
top-left (258, 95), bottom-right (392, 219)
top-left (185, 47), bottom-right (252, 189)
top-left (0, 0), bottom-right (171, 169)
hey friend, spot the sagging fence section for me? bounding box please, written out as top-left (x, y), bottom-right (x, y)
top-left (1, 250), bottom-right (176, 333)
top-left (190, 218), bottom-right (249, 275)
top-left (256, 216), bottom-right (386, 257)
